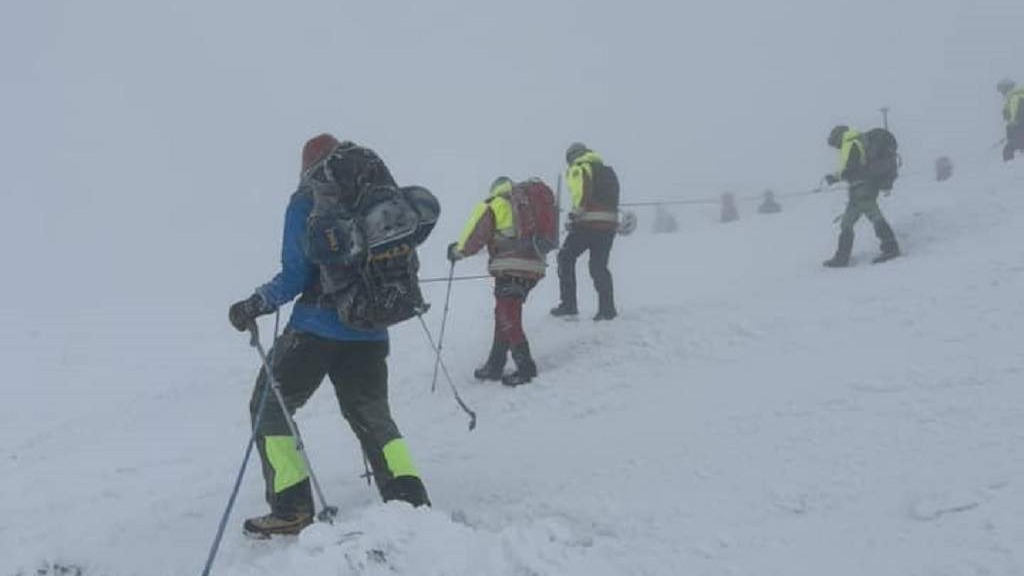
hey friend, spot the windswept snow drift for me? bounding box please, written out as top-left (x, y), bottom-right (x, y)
top-left (3, 160), bottom-right (1024, 575)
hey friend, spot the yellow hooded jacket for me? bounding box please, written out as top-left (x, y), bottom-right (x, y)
top-left (835, 130), bottom-right (868, 183)
top-left (567, 151), bottom-right (619, 230)
top-left (1004, 87), bottom-right (1024, 127)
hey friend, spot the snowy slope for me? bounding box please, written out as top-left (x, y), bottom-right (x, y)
top-left (3, 159), bottom-right (1024, 576)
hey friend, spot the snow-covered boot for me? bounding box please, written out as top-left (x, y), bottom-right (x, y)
top-left (243, 511), bottom-right (313, 538)
top-left (381, 476), bottom-right (431, 508)
top-left (549, 303), bottom-right (578, 317)
top-left (473, 340), bottom-right (508, 381)
top-left (502, 342), bottom-right (537, 386)
top-left (823, 229), bottom-right (854, 268)
top-left (872, 220), bottom-right (901, 264)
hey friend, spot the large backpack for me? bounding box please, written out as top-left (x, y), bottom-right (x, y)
top-left (589, 163), bottom-right (620, 208)
top-left (506, 179), bottom-right (558, 255)
top-left (304, 144), bottom-right (439, 330)
top-left (863, 128), bottom-right (900, 191)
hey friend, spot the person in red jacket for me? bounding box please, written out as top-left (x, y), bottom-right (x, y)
top-left (447, 177), bottom-right (546, 386)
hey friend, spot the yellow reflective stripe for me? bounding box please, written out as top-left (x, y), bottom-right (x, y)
top-left (382, 438), bottom-right (419, 478)
top-left (456, 202), bottom-right (490, 252)
top-left (265, 435), bottom-right (308, 493)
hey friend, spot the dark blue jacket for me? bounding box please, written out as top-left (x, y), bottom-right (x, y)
top-left (256, 191), bottom-right (388, 342)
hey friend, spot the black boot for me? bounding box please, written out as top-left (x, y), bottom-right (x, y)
top-left (502, 342), bottom-right (538, 386)
top-left (594, 291), bottom-right (617, 321)
top-left (550, 303), bottom-right (578, 317)
top-left (473, 340), bottom-right (508, 381)
top-left (381, 475), bottom-right (431, 508)
top-left (823, 229), bottom-right (854, 268)
top-left (872, 220), bottom-right (901, 264)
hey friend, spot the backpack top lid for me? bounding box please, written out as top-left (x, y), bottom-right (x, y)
top-left (301, 134), bottom-right (341, 176)
top-left (864, 128), bottom-right (898, 155)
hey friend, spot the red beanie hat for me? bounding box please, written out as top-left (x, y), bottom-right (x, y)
top-left (301, 133), bottom-right (340, 173)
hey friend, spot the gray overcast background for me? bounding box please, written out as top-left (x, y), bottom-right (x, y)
top-left (1, 0), bottom-right (1021, 313)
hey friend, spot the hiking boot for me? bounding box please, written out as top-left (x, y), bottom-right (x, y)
top-left (502, 342), bottom-right (537, 386)
top-left (243, 511), bottom-right (313, 538)
top-left (872, 249), bottom-right (901, 264)
top-left (823, 229), bottom-right (853, 268)
top-left (381, 476), bottom-right (431, 507)
top-left (549, 303), bottom-right (578, 317)
top-left (474, 364), bottom-right (504, 380)
top-left (595, 292), bottom-right (617, 321)
top-left (473, 340), bottom-right (508, 381)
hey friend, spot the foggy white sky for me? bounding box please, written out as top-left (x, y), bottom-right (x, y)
top-left (1, 0), bottom-right (1022, 312)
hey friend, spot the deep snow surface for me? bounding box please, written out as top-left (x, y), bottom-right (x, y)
top-left (3, 159), bottom-right (1024, 575)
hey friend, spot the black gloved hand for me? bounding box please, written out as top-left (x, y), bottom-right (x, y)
top-left (446, 242), bottom-right (463, 262)
top-left (228, 293), bottom-right (271, 332)
top-left (825, 174), bottom-right (840, 186)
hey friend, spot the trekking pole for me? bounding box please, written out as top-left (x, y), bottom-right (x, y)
top-left (430, 261), bottom-right (456, 393)
top-left (992, 137), bottom-right (1008, 150)
top-left (417, 314), bottom-right (477, 430)
top-left (880, 106), bottom-right (890, 130)
top-left (247, 322), bottom-right (339, 523)
top-left (200, 311), bottom-right (280, 576)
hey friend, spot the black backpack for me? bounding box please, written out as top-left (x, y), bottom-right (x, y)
top-left (863, 128), bottom-right (900, 191)
top-left (589, 163), bottom-right (620, 208)
top-left (304, 144), bottom-right (439, 330)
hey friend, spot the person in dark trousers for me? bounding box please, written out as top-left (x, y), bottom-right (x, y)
top-left (998, 78), bottom-right (1024, 162)
top-left (757, 189), bottom-right (782, 214)
top-left (228, 133), bottom-right (429, 538)
top-left (822, 125), bottom-right (900, 267)
top-left (550, 143), bottom-right (619, 321)
top-left (720, 192), bottom-right (740, 222)
top-left (447, 177), bottom-right (545, 386)
top-left (934, 156), bottom-right (954, 182)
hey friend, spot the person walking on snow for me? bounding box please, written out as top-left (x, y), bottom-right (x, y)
top-left (757, 189), bottom-right (782, 214)
top-left (550, 143), bottom-right (620, 321)
top-left (447, 177), bottom-right (545, 386)
top-left (998, 78), bottom-right (1024, 162)
top-left (822, 125), bottom-right (900, 267)
top-left (228, 133), bottom-right (429, 538)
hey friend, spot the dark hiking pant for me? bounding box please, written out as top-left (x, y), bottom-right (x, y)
top-left (248, 329), bottom-right (422, 514)
top-left (836, 182), bottom-right (898, 256)
top-left (1006, 123), bottom-right (1024, 161)
top-left (557, 228), bottom-right (616, 313)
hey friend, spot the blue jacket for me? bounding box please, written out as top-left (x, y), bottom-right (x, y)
top-left (256, 191), bottom-right (388, 342)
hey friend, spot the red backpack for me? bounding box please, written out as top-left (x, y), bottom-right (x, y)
top-left (508, 179), bottom-right (558, 254)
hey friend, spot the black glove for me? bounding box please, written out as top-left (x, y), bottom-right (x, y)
top-left (446, 242), bottom-right (463, 262)
top-left (228, 293), bottom-right (271, 332)
top-left (825, 174), bottom-right (840, 186)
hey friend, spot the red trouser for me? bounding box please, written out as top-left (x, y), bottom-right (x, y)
top-left (493, 276), bottom-right (537, 346)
